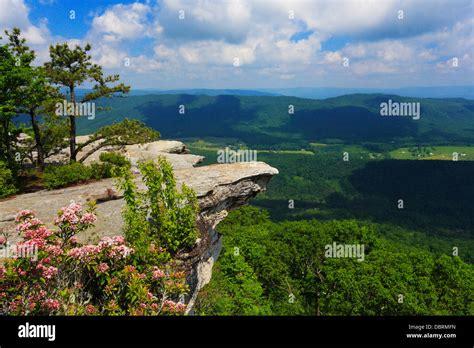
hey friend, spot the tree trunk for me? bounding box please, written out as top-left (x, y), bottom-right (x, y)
top-left (1, 118), bottom-right (14, 167)
top-left (69, 86), bottom-right (77, 162)
top-left (29, 109), bottom-right (45, 170)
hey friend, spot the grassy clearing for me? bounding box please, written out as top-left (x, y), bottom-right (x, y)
top-left (390, 146), bottom-right (474, 161)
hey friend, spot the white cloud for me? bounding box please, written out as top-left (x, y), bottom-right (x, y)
top-left (0, 0), bottom-right (30, 28)
top-left (90, 2), bottom-right (151, 42)
top-left (154, 44), bottom-right (175, 59)
top-left (0, 0), bottom-right (52, 63)
top-left (91, 43), bottom-right (125, 69)
top-left (1, 0), bottom-right (473, 88)
top-left (179, 40), bottom-right (256, 65)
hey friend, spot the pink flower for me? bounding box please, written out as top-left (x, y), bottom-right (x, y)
top-left (162, 300), bottom-right (186, 313)
top-left (16, 238), bottom-right (45, 251)
top-left (54, 203), bottom-right (85, 226)
top-left (28, 302), bottom-right (36, 311)
top-left (42, 266), bottom-right (58, 279)
top-left (68, 245), bottom-right (100, 262)
top-left (15, 210), bottom-right (35, 223)
top-left (175, 302), bottom-right (186, 312)
top-left (98, 236), bottom-right (126, 250)
top-left (0, 236), bottom-right (6, 245)
top-left (22, 225), bottom-right (52, 240)
top-left (113, 236), bottom-right (125, 244)
top-left (43, 299), bottom-right (60, 311)
top-left (85, 304), bottom-right (97, 315)
top-left (108, 244), bottom-right (134, 259)
top-left (0, 265), bottom-right (5, 278)
top-left (16, 218), bottom-right (44, 234)
top-left (80, 213), bottom-right (97, 225)
top-left (97, 263), bottom-right (109, 273)
top-left (44, 245), bottom-right (63, 257)
top-left (152, 267), bottom-right (165, 280)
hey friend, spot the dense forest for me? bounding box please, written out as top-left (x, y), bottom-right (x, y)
top-left (77, 93), bottom-right (474, 149)
top-left (195, 206), bottom-right (473, 315)
top-left (190, 139), bottom-right (474, 315)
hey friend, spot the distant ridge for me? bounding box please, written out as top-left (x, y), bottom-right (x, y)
top-left (260, 86), bottom-right (474, 100)
top-left (77, 93), bottom-right (474, 148)
top-left (73, 86), bottom-right (474, 99)
top-left (74, 88), bottom-right (280, 97)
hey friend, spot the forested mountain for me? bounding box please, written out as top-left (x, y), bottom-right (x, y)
top-left (77, 94), bottom-right (474, 148)
top-left (262, 86), bottom-right (474, 100)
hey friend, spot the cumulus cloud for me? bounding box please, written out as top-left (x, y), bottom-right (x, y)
top-left (90, 2), bottom-right (151, 42)
top-left (0, 0), bottom-right (53, 63)
top-left (0, 0), bottom-right (473, 88)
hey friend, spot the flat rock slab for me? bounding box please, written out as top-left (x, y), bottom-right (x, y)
top-left (0, 161), bottom-right (278, 244)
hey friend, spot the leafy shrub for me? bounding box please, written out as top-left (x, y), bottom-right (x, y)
top-left (99, 152), bottom-right (131, 169)
top-left (90, 162), bottom-right (114, 180)
top-left (0, 160), bottom-right (17, 198)
top-left (89, 153), bottom-right (131, 180)
top-left (43, 162), bottom-right (93, 189)
top-left (115, 157), bottom-right (199, 259)
top-left (0, 202), bottom-right (188, 315)
top-left (43, 153), bottom-right (131, 189)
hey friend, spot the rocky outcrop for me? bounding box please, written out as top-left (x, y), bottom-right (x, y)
top-left (0, 140), bottom-right (278, 313)
top-left (47, 136), bottom-right (204, 170)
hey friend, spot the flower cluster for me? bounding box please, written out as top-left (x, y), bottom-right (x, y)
top-left (151, 266), bottom-right (165, 280)
top-left (36, 264), bottom-right (58, 279)
top-left (68, 236), bottom-right (134, 263)
top-left (54, 203), bottom-right (82, 225)
top-left (44, 245), bottom-right (63, 257)
top-left (68, 245), bottom-right (99, 262)
top-left (96, 262), bottom-right (108, 273)
top-left (54, 202), bottom-right (97, 238)
top-left (1, 202), bottom-right (188, 316)
top-left (13, 211), bottom-right (53, 253)
top-left (162, 300), bottom-right (186, 314)
top-left (15, 210), bottom-right (35, 223)
top-left (43, 299), bottom-right (60, 311)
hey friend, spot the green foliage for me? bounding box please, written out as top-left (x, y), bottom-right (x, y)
top-left (0, 160), bottom-right (17, 197)
top-left (0, 28), bottom-right (33, 169)
top-left (77, 119), bottom-right (160, 163)
top-left (43, 153), bottom-right (131, 188)
top-left (77, 94), bottom-right (474, 149)
top-left (99, 152), bottom-right (131, 168)
top-left (89, 162), bottom-right (114, 180)
top-left (89, 152), bottom-right (131, 179)
top-left (115, 157), bottom-right (199, 262)
top-left (195, 249), bottom-right (272, 315)
top-left (43, 162), bottom-right (93, 189)
top-left (208, 149), bottom-right (474, 262)
top-left (196, 206), bottom-right (474, 316)
top-left (44, 40), bottom-right (130, 162)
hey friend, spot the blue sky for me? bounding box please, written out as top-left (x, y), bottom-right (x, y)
top-left (1, 0), bottom-right (473, 89)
